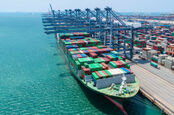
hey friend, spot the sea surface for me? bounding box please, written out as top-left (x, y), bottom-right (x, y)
top-left (0, 13), bottom-right (165, 115)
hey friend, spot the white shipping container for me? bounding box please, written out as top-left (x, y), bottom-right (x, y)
top-left (165, 57), bottom-right (173, 62)
top-left (162, 60), bottom-right (165, 65)
top-left (96, 74), bottom-right (135, 89)
top-left (165, 60), bottom-right (172, 69)
top-left (108, 68), bottom-right (125, 76)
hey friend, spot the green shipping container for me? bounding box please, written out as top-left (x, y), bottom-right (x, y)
top-left (78, 57), bottom-right (94, 65)
top-left (150, 62), bottom-right (158, 68)
top-left (104, 70), bottom-right (112, 77)
top-left (80, 47), bottom-right (87, 50)
top-left (120, 60), bottom-right (127, 65)
top-left (152, 57), bottom-right (158, 62)
top-left (84, 63), bottom-right (88, 68)
top-left (118, 56), bottom-right (123, 60)
top-left (97, 45), bottom-right (105, 49)
top-left (99, 71), bottom-right (106, 78)
top-left (94, 58), bottom-right (105, 63)
top-left (75, 60), bottom-right (80, 69)
top-left (89, 63), bottom-right (102, 71)
top-left (137, 33), bottom-right (142, 35)
top-left (92, 72), bottom-right (99, 80)
top-left (172, 32), bottom-right (174, 37)
top-left (111, 51), bottom-right (119, 56)
top-left (109, 61), bottom-right (117, 68)
top-left (70, 51), bottom-right (74, 55)
top-left (125, 64), bottom-right (130, 69)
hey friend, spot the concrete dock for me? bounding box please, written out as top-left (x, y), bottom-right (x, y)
top-left (128, 57), bottom-right (174, 115)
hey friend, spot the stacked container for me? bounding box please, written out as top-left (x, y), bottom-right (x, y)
top-left (59, 32), bottom-right (135, 89)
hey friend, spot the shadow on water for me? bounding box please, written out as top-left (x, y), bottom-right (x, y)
top-left (124, 92), bottom-right (165, 115)
top-left (74, 78), bottom-right (165, 115)
top-left (124, 93), bottom-right (147, 115)
top-left (58, 72), bottom-right (71, 77)
top-left (49, 43), bottom-right (57, 48)
top-left (53, 53), bottom-right (58, 56)
top-left (50, 45), bottom-right (56, 48)
top-left (75, 79), bottom-right (124, 115)
top-left (56, 63), bottom-right (65, 66)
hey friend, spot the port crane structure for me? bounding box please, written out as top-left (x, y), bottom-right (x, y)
top-left (42, 4), bottom-right (151, 60)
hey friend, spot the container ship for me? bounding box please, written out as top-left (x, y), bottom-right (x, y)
top-left (56, 32), bottom-right (139, 105)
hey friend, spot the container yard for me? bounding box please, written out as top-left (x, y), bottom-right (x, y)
top-left (41, 4), bottom-right (174, 115)
top-left (134, 25), bottom-right (174, 70)
top-left (125, 15), bottom-right (174, 115)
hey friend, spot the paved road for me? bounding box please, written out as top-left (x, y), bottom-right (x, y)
top-left (130, 56), bottom-right (174, 85)
top-left (130, 63), bottom-right (174, 114)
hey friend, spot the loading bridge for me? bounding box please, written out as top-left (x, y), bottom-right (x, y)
top-left (42, 4), bottom-right (152, 60)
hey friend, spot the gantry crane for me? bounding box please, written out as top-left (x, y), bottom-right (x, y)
top-left (42, 4), bottom-right (152, 60)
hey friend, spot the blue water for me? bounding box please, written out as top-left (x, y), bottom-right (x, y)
top-left (0, 13), bottom-right (165, 115)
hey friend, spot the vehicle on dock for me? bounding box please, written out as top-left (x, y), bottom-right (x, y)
top-left (150, 61), bottom-right (160, 69)
top-left (57, 32), bottom-right (140, 105)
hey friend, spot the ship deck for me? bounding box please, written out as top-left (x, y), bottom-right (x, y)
top-left (82, 77), bottom-right (139, 98)
top-left (127, 55), bottom-right (174, 115)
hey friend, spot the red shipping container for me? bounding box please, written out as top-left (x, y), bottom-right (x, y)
top-left (102, 45), bottom-right (107, 48)
top-left (90, 46), bottom-right (98, 49)
top-left (81, 72), bottom-right (85, 79)
top-left (102, 57), bottom-right (110, 64)
top-left (97, 49), bottom-right (103, 53)
top-left (143, 48), bottom-right (151, 51)
top-left (102, 66), bottom-right (107, 70)
top-left (68, 49), bottom-right (73, 51)
top-left (71, 41), bottom-right (76, 45)
top-left (85, 68), bottom-right (91, 75)
top-left (72, 51), bottom-right (76, 54)
top-left (78, 40), bottom-right (86, 45)
top-left (107, 48), bottom-right (113, 51)
top-left (87, 69), bottom-right (92, 75)
top-left (121, 56), bottom-right (126, 61)
top-left (81, 66), bottom-right (86, 70)
top-left (82, 66), bottom-right (91, 74)
top-left (95, 71), bottom-right (103, 79)
top-left (101, 63), bottom-right (109, 69)
top-left (102, 70), bottom-right (109, 78)
top-left (106, 55), bottom-right (113, 61)
top-left (168, 36), bottom-right (174, 39)
top-left (77, 54), bottom-right (82, 58)
top-left (103, 49), bottom-right (108, 53)
top-left (114, 61), bottom-right (125, 68)
top-left (89, 53), bottom-right (98, 58)
top-left (88, 50), bottom-right (95, 53)
top-left (153, 46), bottom-right (158, 50)
top-left (83, 50), bottom-right (87, 54)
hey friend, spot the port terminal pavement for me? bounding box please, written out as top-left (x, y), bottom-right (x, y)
top-left (127, 55), bottom-right (174, 115)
